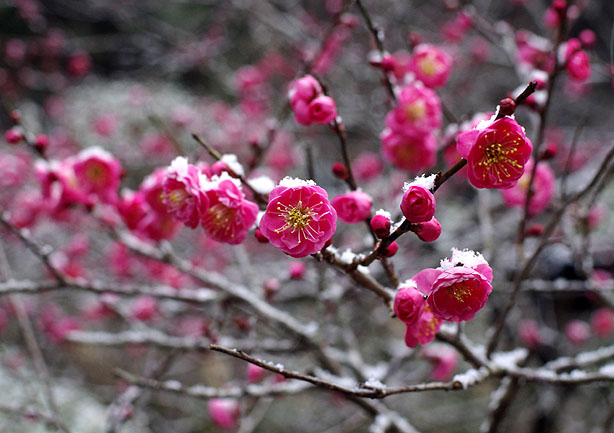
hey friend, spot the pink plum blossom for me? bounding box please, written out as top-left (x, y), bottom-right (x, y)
top-left (331, 190), bottom-right (372, 224)
top-left (381, 128), bottom-right (437, 173)
top-left (72, 147), bottom-right (122, 204)
top-left (201, 175), bottom-right (258, 245)
top-left (422, 345), bottom-right (459, 381)
top-left (409, 249), bottom-right (493, 323)
top-left (163, 157), bottom-right (210, 229)
top-left (404, 305), bottom-right (442, 348)
top-left (352, 152), bottom-right (383, 181)
top-left (501, 159), bottom-right (555, 216)
top-left (409, 44), bottom-right (452, 88)
top-left (259, 178), bottom-right (337, 258)
top-left (208, 398), bottom-right (240, 430)
top-left (428, 267), bottom-right (492, 322)
top-left (385, 83), bottom-right (442, 136)
top-left (457, 117), bottom-right (533, 189)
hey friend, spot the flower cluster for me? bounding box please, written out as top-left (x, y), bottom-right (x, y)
top-left (395, 248), bottom-right (493, 347)
top-left (289, 75), bottom-right (337, 126)
top-left (36, 147), bottom-right (123, 210)
top-left (381, 82), bottom-right (441, 173)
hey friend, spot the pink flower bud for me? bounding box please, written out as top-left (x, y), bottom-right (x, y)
top-left (332, 190), bottom-right (372, 224)
top-left (208, 398), bottom-right (240, 430)
top-left (591, 308), bottom-right (614, 338)
top-left (498, 98), bottom-right (516, 116)
top-left (34, 134), bottom-right (49, 152)
top-left (518, 319), bottom-right (542, 349)
top-left (565, 320), bottom-right (590, 345)
top-left (579, 29), bottom-right (596, 47)
top-left (541, 142), bottom-right (558, 160)
top-left (254, 228), bottom-right (269, 243)
top-left (308, 95), bottom-right (337, 124)
top-left (415, 217), bottom-right (441, 242)
top-left (289, 261), bottom-right (306, 280)
top-left (384, 241), bottom-right (398, 257)
top-left (289, 75), bottom-right (322, 107)
top-left (566, 49), bottom-right (591, 82)
top-left (247, 363), bottom-right (266, 383)
top-left (5, 128), bottom-right (23, 144)
top-left (332, 162), bottom-right (349, 180)
top-left (264, 278), bottom-right (280, 300)
top-left (400, 185), bottom-right (436, 223)
top-left (525, 223), bottom-right (545, 237)
top-left (370, 214), bottom-right (391, 239)
top-left (394, 284), bottom-right (426, 325)
top-left (9, 110), bottom-right (21, 124)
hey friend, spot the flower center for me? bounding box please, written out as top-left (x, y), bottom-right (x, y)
top-left (477, 138), bottom-right (522, 182)
top-left (447, 282), bottom-right (472, 303)
top-left (418, 55), bottom-right (441, 77)
top-left (86, 162), bottom-right (107, 185)
top-left (285, 205), bottom-right (312, 229)
top-left (167, 189), bottom-right (189, 206)
top-left (271, 199), bottom-right (327, 244)
top-left (405, 100), bottom-right (426, 122)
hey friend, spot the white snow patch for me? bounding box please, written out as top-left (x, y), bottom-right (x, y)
top-left (220, 153), bottom-right (245, 176)
top-left (77, 146), bottom-right (115, 162)
top-left (169, 156), bottom-right (189, 176)
top-left (452, 367), bottom-right (489, 389)
top-left (404, 173), bottom-right (437, 192)
top-left (200, 171), bottom-right (241, 190)
top-left (599, 363), bottom-right (614, 376)
top-left (440, 248), bottom-right (488, 271)
top-left (278, 176), bottom-right (316, 188)
top-left (248, 175), bottom-right (275, 195)
top-left (375, 209), bottom-right (391, 219)
top-left (399, 279), bottom-right (418, 289)
top-left (340, 249), bottom-right (357, 264)
top-left (364, 378), bottom-right (386, 389)
top-left (491, 348), bottom-right (528, 371)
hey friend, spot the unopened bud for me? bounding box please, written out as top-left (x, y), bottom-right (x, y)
top-left (498, 98), bottom-right (516, 116)
top-left (383, 241), bottom-right (398, 257)
top-left (34, 134), bottom-right (49, 153)
top-left (254, 228), bottom-right (269, 243)
top-left (525, 223), bottom-right (544, 237)
top-left (332, 162), bottom-right (349, 180)
top-left (541, 142), bottom-right (557, 160)
top-left (415, 217), bottom-right (442, 242)
top-left (5, 128), bottom-right (23, 144)
top-left (370, 214), bottom-right (391, 239)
